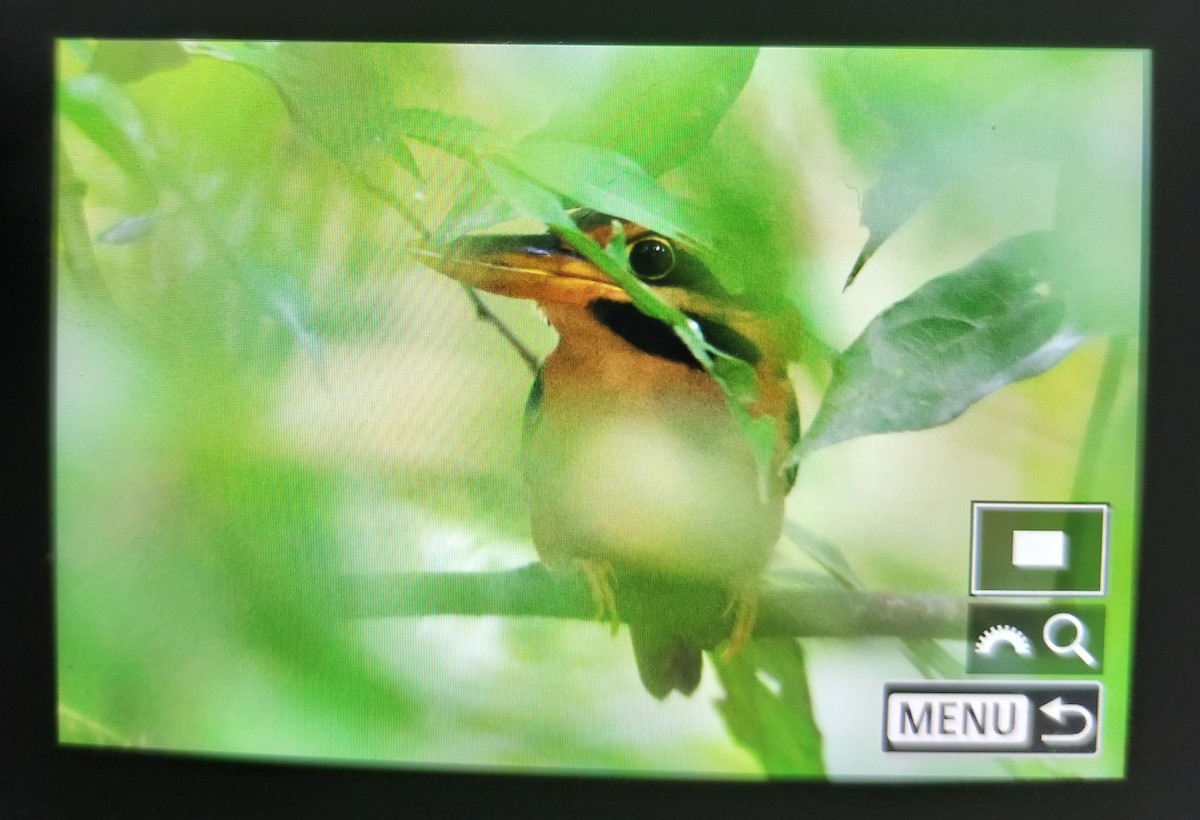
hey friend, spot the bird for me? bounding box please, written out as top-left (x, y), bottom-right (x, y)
top-left (419, 208), bottom-right (801, 698)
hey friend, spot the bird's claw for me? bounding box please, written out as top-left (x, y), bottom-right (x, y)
top-left (581, 559), bottom-right (620, 636)
top-left (720, 586), bottom-right (759, 662)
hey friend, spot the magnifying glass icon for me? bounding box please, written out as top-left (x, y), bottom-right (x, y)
top-left (1043, 612), bottom-right (1099, 668)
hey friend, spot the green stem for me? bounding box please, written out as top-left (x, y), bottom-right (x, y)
top-left (307, 140), bottom-right (543, 372)
top-left (55, 144), bottom-right (114, 306)
top-left (459, 285), bottom-right (540, 373)
top-left (1071, 335), bottom-right (1129, 500)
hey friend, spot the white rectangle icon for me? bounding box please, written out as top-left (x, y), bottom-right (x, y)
top-left (886, 693), bottom-right (1032, 750)
top-left (1011, 529), bottom-right (1069, 569)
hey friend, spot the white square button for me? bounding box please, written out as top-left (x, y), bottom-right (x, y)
top-left (1011, 530), bottom-right (1070, 570)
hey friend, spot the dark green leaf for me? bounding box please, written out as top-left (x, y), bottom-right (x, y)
top-left (712, 639), bottom-right (825, 776)
top-left (532, 47), bottom-right (759, 176)
top-left (90, 40), bottom-right (189, 83)
top-left (797, 232), bottom-right (1085, 458)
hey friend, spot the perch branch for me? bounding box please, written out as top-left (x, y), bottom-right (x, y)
top-left (336, 562), bottom-right (967, 641)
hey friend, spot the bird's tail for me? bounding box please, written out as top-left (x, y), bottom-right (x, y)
top-left (628, 622), bottom-right (702, 699)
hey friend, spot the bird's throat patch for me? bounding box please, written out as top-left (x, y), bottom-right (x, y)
top-left (588, 299), bottom-right (761, 370)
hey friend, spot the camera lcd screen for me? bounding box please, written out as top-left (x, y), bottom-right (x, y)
top-left (53, 40), bottom-right (1148, 781)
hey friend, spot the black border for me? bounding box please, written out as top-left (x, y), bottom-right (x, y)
top-left (5, 1), bottom-right (1199, 817)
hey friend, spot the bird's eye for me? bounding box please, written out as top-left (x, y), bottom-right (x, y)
top-left (628, 237), bottom-right (676, 282)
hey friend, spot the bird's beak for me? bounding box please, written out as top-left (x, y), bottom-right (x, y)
top-left (414, 232), bottom-right (628, 306)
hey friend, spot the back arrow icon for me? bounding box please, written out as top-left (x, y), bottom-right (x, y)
top-left (1039, 696), bottom-right (1096, 748)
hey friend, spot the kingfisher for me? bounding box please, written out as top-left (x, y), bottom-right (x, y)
top-left (420, 208), bottom-right (801, 698)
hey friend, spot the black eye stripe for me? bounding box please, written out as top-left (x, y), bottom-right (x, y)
top-left (589, 299), bottom-right (702, 369)
top-left (690, 314), bottom-right (761, 365)
top-left (588, 299), bottom-right (762, 369)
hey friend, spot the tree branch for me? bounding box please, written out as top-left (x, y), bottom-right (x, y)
top-left (459, 285), bottom-right (541, 373)
top-left (336, 562), bottom-right (967, 642)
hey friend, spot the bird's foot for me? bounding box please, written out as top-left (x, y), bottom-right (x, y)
top-left (579, 558), bottom-right (620, 636)
top-left (720, 585), bottom-right (759, 662)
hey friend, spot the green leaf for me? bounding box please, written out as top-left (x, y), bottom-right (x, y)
top-left (58, 74), bottom-right (158, 205)
top-left (384, 137), bottom-right (424, 182)
top-left (816, 50), bottom-right (1127, 289)
top-left (500, 140), bottom-right (715, 257)
top-left (482, 157), bottom-right (697, 334)
top-left (711, 354), bottom-right (760, 405)
top-left (58, 704), bottom-right (134, 748)
top-left (781, 519), bottom-right (863, 589)
top-left (478, 158), bottom-right (575, 233)
top-left (63, 39), bottom-right (95, 68)
top-left (532, 47), bottom-right (759, 176)
top-left (185, 41), bottom-right (424, 179)
top-left (901, 638), bottom-right (962, 680)
top-left (90, 40), bottom-right (189, 83)
top-left (796, 232), bottom-right (1085, 459)
top-left (710, 355), bottom-right (777, 493)
top-left (392, 108), bottom-right (496, 157)
top-left (432, 173), bottom-right (516, 245)
top-left (812, 51), bottom-right (965, 285)
top-left (845, 162), bottom-right (946, 288)
top-left (712, 639), bottom-right (825, 776)
top-left (607, 218), bottom-right (627, 258)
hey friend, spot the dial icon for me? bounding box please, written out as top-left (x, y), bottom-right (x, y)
top-left (974, 624), bottom-right (1035, 657)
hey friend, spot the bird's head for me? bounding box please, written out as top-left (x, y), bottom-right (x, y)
top-left (419, 208), bottom-right (802, 371)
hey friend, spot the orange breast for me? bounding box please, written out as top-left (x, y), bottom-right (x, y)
top-left (522, 303), bottom-right (790, 582)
